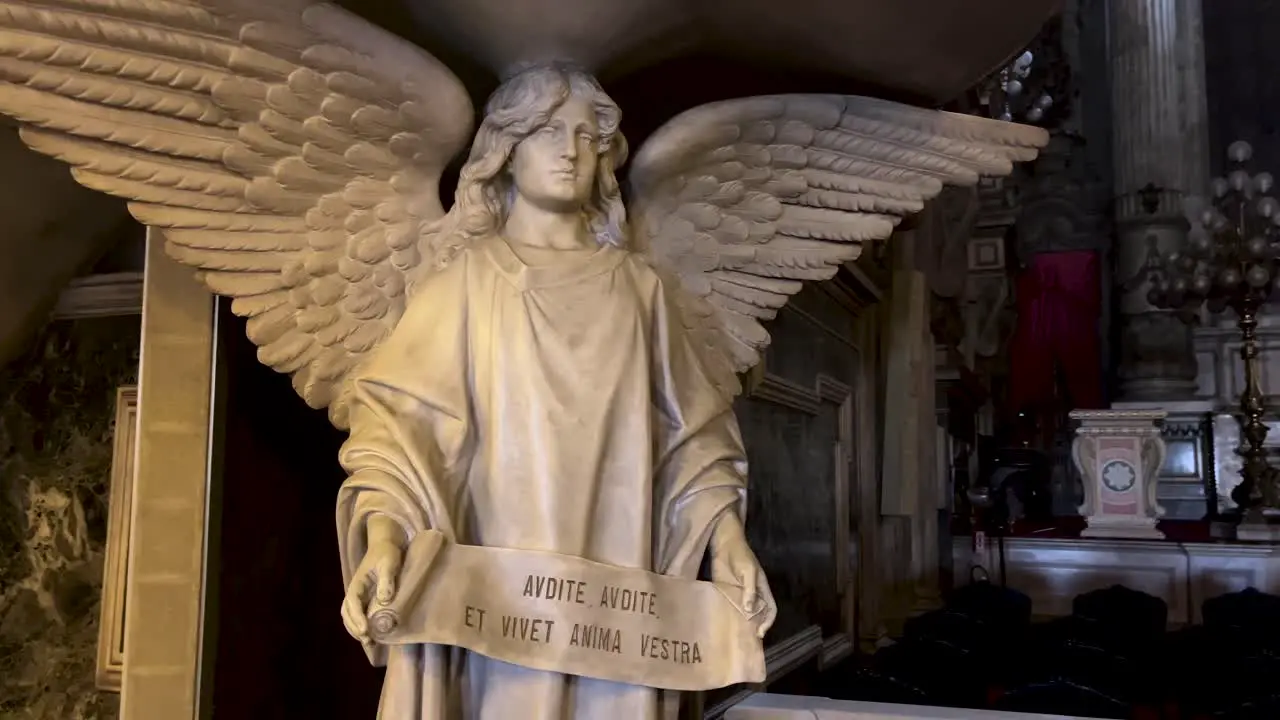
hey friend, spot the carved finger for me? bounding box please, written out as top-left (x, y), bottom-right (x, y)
top-left (740, 563), bottom-right (757, 614)
top-left (709, 554), bottom-right (730, 586)
top-left (755, 576), bottom-right (778, 639)
top-left (348, 593), bottom-right (368, 636)
top-left (350, 566), bottom-right (373, 602)
top-left (343, 592), bottom-right (369, 638)
top-left (340, 598), bottom-right (359, 638)
top-left (375, 555), bottom-right (398, 603)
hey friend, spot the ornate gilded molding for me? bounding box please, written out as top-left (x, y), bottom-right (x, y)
top-left (96, 385), bottom-right (137, 692)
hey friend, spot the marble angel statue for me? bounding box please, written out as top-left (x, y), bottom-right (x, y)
top-left (0, 1), bottom-right (1047, 717)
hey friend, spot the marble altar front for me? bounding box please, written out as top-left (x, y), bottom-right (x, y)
top-left (1108, 398), bottom-right (1280, 525)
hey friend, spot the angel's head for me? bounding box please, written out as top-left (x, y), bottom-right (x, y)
top-left (449, 63), bottom-right (629, 248)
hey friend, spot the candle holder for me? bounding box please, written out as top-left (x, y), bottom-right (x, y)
top-left (1146, 141), bottom-right (1280, 533)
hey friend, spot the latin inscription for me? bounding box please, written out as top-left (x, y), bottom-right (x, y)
top-left (523, 574), bottom-right (587, 605)
top-left (500, 615), bottom-right (554, 644)
top-left (456, 575), bottom-right (701, 665)
top-left (641, 635), bottom-right (702, 664)
top-left (600, 585), bottom-right (658, 616)
top-left (570, 622), bottom-right (622, 654)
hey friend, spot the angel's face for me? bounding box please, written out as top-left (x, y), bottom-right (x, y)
top-left (510, 96), bottom-right (599, 211)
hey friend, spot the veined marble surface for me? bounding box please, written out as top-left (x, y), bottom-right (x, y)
top-left (0, 316), bottom-right (139, 720)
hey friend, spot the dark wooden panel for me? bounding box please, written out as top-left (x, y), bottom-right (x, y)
top-left (207, 301), bottom-right (382, 720)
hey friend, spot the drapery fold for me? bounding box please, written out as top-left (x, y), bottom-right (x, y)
top-left (335, 237), bottom-right (749, 719)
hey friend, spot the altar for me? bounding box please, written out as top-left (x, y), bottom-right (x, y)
top-left (952, 533), bottom-right (1280, 625)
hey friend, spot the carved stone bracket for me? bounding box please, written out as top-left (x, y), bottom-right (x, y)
top-left (924, 182), bottom-right (1022, 374)
top-left (924, 186), bottom-right (981, 301)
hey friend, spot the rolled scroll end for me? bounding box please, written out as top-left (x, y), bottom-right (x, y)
top-left (369, 607), bottom-right (399, 638)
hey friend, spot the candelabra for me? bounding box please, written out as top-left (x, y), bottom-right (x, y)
top-left (1146, 141), bottom-right (1280, 524)
top-left (977, 51), bottom-right (1056, 124)
top-left (971, 16), bottom-right (1068, 126)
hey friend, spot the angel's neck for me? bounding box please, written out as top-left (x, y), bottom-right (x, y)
top-left (503, 197), bottom-right (595, 251)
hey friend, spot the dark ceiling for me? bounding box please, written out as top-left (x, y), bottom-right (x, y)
top-left (337, 0), bottom-right (1061, 111)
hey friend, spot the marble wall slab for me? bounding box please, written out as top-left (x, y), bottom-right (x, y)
top-left (0, 316), bottom-right (139, 720)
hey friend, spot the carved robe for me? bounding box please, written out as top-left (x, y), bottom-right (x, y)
top-left (335, 236), bottom-right (748, 720)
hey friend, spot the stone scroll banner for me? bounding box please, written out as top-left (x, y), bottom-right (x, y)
top-left (368, 531), bottom-right (768, 691)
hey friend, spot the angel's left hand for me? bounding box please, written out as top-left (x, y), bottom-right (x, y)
top-left (709, 513), bottom-right (777, 638)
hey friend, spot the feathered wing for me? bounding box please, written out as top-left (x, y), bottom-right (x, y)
top-left (0, 0), bottom-right (474, 428)
top-left (628, 94), bottom-right (1049, 398)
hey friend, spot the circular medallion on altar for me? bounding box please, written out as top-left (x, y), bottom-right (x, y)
top-left (1101, 460), bottom-right (1138, 493)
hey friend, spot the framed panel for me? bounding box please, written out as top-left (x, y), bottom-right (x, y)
top-left (743, 363), bottom-right (856, 666)
top-left (704, 290), bottom-right (867, 716)
top-left (96, 385), bottom-right (138, 692)
top-left (967, 234), bottom-right (1006, 272)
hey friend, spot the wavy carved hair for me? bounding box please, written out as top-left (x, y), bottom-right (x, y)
top-left (430, 63), bottom-right (629, 265)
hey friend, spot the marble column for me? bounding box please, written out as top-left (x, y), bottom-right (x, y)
top-left (1109, 0), bottom-right (1211, 400)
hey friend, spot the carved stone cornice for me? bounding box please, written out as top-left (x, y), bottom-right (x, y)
top-left (1070, 408), bottom-right (1167, 436)
top-left (830, 264), bottom-right (883, 318)
top-left (745, 367), bottom-right (851, 415)
top-left (1070, 408), bottom-right (1168, 421)
top-left (52, 272), bottom-right (143, 320)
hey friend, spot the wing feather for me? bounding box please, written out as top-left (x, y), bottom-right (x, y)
top-left (0, 0), bottom-right (474, 428)
top-left (631, 94), bottom-right (1047, 398)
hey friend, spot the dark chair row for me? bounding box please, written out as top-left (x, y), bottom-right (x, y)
top-left (819, 584), bottom-right (1280, 719)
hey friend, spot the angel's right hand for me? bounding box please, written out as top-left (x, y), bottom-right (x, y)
top-left (341, 538), bottom-right (404, 643)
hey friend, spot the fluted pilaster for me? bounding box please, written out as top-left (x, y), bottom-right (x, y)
top-left (1110, 0), bottom-right (1210, 400)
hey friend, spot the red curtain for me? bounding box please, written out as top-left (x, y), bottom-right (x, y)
top-left (1007, 250), bottom-right (1104, 413)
